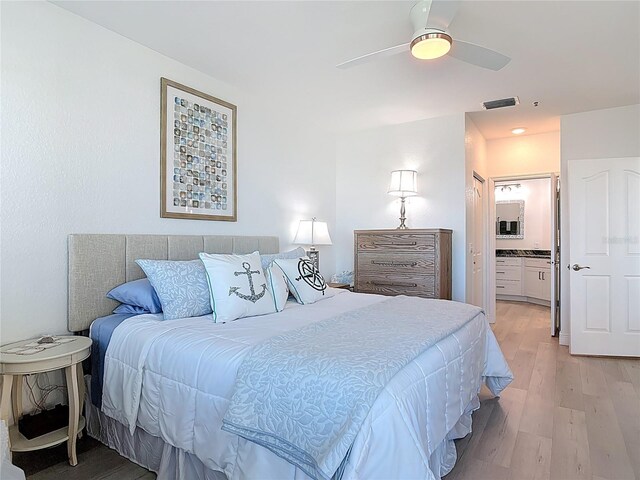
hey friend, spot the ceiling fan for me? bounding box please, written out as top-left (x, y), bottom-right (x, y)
top-left (336, 0), bottom-right (511, 71)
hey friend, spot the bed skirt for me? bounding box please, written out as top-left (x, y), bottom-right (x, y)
top-left (85, 378), bottom-right (479, 480)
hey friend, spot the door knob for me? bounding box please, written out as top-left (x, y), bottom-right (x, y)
top-left (572, 264), bottom-right (591, 271)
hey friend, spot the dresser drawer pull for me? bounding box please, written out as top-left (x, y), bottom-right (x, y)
top-left (496, 285), bottom-right (506, 289)
top-left (496, 271), bottom-right (506, 274)
top-left (370, 281), bottom-right (418, 288)
top-left (371, 261), bottom-right (418, 267)
top-left (372, 241), bottom-right (418, 247)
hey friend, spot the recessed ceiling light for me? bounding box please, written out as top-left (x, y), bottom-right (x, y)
top-left (511, 127), bottom-right (526, 135)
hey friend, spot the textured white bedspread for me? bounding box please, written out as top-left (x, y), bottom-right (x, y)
top-left (102, 291), bottom-right (512, 480)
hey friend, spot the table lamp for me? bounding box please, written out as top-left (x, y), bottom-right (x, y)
top-left (388, 170), bottom-right (418, 229)
top-left (293, 217), bottom-right (332, 268)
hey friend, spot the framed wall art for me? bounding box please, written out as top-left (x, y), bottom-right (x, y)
top-left (160, 77), bottom-right (237, 221)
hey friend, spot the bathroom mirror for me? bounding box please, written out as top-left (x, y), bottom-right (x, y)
top-left (496, 200), bottom-right (524, 239)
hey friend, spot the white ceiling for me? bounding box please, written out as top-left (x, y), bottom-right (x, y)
top-left (53, 1), bottom-right (639, 140)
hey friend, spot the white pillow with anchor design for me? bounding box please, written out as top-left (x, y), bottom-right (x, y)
top-left (199, 251), bottom-right (276, 323)
top-left (273, 256), bottom-right (331, 305)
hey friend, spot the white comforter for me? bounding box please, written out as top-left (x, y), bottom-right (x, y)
top-left (102, 291), bottom-right (512, 480)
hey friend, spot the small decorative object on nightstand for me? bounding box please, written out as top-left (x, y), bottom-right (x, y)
top-left (0, 336), bottom-right (92, 467)
top-left (293, 217), bottom-right (333, 269)
top-left (388, 170), bottom-right (418, 229)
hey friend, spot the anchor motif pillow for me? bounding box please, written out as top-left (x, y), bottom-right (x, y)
top-left (199, 252), bottom-right (276, 323)
top-left (273, 256), bottom-right (329, 305)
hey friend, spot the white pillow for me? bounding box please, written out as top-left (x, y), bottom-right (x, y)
top-left (273, 256), bottom-right (329, 305)
top-left (199, 251), bottom-right (276, 322)
top-left (265, 262), bottom-right (289, 312)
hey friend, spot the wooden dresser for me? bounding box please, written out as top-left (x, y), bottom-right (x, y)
top-left (354, 229), bottom-right (452, 300)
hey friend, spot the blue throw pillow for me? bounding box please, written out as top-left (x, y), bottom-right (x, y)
top-left (136, 259), bottom-right (212, 320)
top-left (112, 304), bottom-right (150, 315)
top-left (107, 278), bottom-right (162, 313)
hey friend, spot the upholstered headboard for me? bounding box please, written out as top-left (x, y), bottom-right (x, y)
top-left (68, 234), bottom-right (279, 332)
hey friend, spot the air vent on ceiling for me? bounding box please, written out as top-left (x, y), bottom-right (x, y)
top-left (482, 96), bottom-right (520, 110)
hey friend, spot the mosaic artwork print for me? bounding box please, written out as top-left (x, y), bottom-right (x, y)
top-left (161, 78), bottom-right (237, 221)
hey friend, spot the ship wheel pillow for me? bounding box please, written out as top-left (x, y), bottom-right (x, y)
top-left (273, 256), bottom-right (330, 305)
top-left (199, 251), bottom-right (276, 322)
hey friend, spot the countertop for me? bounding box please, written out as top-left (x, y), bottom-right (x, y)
top-left (496, 249), bottom-right (551, 259)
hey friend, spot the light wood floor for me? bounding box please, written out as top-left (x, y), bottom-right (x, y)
top-left (24, 301), bottom-right (640, 479)
top-left (446, 301), bottom-right (640, 480)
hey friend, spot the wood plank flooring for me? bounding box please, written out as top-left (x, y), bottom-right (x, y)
top-left (20, 300), bottom-right (640, 479)
top-left (447, 301), bottom-right (640, 480)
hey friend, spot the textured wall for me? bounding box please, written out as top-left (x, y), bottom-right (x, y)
top-left (486, 131), bottom-right (560, 178)
top-left (559, 104), bottom-right (640, 344)
top-left (335, 114), bottom-right (468, 302)
top-left (0, 2), bottom-right (336, 344)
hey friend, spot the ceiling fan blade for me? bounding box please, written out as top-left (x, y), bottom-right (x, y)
top-left (426, 0), bottom-right (461, 30)
top-left (336, 42), bottom-right (410, 69)
top-left (448, 39), bottom-right (511, 71)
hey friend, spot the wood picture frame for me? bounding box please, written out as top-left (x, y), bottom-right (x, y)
top-left (160, 77), bottom-right (237, 221)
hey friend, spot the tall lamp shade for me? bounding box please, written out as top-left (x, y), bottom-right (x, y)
top-left (388, 170), bottom-right (418, 229)
top-left (293, 217), bottom-right (332, 268)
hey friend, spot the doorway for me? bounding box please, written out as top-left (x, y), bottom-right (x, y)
top-left (486, 174), bottom-right (560, 336)
top-left (471, 174), bottom-right (485, 308)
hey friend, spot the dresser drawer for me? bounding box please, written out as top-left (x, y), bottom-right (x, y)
top-left (357, 253), bottom-right (435, 276)
top-left (355, 273), bottom-right (435, 298)
top-left (356, 233), bottom-right (435, 254)
top-left (496, 280), bottom-right (522, 296)
top-left (495, 257), bottom-right (522, 267)
top-left (495, 265), bottom-right (521, 281)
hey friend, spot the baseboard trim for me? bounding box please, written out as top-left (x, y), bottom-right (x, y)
top-left (559, 331), bottom-right (570, 346)
top-left (496, 295), bottom-right (551, 307)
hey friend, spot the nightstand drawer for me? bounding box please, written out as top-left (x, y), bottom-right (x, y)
top-left (495, 266), bottom-right (521, 281)
top-left (357, 253), bottom-right (435, 276)
top-left (356, 233), bottom-right (435, 253)
top-left (355, 274), bottom-right (435, 298)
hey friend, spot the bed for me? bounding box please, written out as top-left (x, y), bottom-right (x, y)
top-left (68, 234), bottom-right (512, 480)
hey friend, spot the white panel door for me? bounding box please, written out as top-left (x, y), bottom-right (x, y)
top-left (569, 157), bottom-right (640, 356)
top-left (472, 177), bottom-right (484, 307)
top-left (550, 173), bottom-right (559, 336)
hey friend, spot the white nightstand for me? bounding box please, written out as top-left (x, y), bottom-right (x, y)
top-left (0, 336), bottom-right (92, 466)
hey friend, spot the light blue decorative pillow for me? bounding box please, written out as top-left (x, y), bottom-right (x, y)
top-left (135, 259), bottom-right (212, 320)
top-left (265, 262), bottom-right (289, 312)
top-left (112, 304), bottom-right (150, 315)
top-left (106, 278), bottom-right (162, 313)
top-left (260, 247), bottom-right (307, 271)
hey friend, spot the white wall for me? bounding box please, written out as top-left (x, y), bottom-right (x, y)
top-left (486, 131), bottom-right (560, 178)
top-left (495, 178), bottom-right (551, 250)
top-left (0, 2), bottom-right (337, 344)
top-left (560, 104), bottom-right (640, 346)
top-left (335, 114), bottom-right (468, 302)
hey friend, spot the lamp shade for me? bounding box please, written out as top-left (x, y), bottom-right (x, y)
top-left (293, 219), bottom-right (332, 246)
top-left (388, 170), bottom-right (418, 197)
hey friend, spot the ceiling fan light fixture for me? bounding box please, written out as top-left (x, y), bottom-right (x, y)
top-left (410, 31), bottom-right (452, 60)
